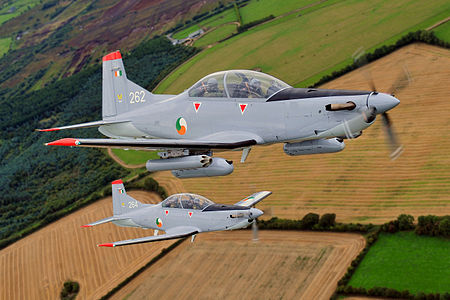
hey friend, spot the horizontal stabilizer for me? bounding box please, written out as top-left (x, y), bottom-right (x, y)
top-left (97, 226), bottom-right (199, 247)
top-left (234, 191), bottom-right (272, 207)
top-left (45, 137), bottom-right (257, 150)
top-left (81, 216), bottom-right (129, 227)
top-left (36, 120), bottom-right (129, 132)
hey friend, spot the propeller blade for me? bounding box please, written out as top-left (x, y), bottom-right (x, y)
top-left (352, 48), bottom-right (376, 92)
top-left (381, 112), bottom-right (403, 160)
top-left (252, 220), bottom-right (259, 241)
top-left (387, 64), bottom-right (412, 96)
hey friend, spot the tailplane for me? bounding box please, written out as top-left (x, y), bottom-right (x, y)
top-left (102, 51), bottom-right (152, 119)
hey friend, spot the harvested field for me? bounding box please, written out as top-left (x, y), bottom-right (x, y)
top-left (0, 191), bottom-right (172, 300)
top-left (154, 44), bottom-right (450, 223)
top-left (111, 231), bottom-right (365, 300)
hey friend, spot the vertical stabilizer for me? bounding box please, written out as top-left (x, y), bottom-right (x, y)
top-left (102, 51), bottom-right (152, 120)
top-left (111, 179), bottom-right (143, 215)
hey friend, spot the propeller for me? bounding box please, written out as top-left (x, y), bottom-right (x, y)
top-left (352, 48), bottom-right (410, 160)
top-left (252, 220), bottom-right (259, 241)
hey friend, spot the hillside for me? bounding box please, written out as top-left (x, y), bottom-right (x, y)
top-left (152, 43), bottom-right (450, 224)
top-left (0, 190), bottom-right (172, 299)
top-left (0, 0), bottom-right (229, 90)
top-left (111, 231), bottom-right (365, 300)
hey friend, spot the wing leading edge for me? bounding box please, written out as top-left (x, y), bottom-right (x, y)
top-left (45, 138), bottom-right (257, 151)
top-left (97, 226), bottom-right (199, 247)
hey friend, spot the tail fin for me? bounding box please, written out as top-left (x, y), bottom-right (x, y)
top-left (111, 179), bottom-right (143, 215)
top-left (102, 51), bottom-right (152, 119)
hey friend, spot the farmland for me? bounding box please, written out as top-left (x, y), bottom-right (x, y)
top-left (151, 43), bottom-right (450, 224)
top-left (155, 0), bottom-right (450, 94)
top-left (111, 231), bottom-right (365, 300)
top-left (0, 190), bottom-right (173, 299)
top-left (348, 232), bottom-right (450, 294)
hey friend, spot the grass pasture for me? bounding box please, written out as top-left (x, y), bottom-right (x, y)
top-left (239, 0), bottom-right (318, 24)
top-left (172, 9), bottom-right (237, 40)
top-left (156, 0), bottom-right (450, 94)
top-left (194, 24), bottom-right (237, 47)
top-left (111, 149), bottom-right (158, 166)
top-left (348, 232), bottom-right (450, 294)
top-left (0, 37), bottom-right (11, 57)
top-left (432, 21), bottom-right (450, 42)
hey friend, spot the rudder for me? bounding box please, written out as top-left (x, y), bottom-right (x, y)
top-left (111, 179), bottom-right (142, 215)
top-left (102, 51), bottom-right (152, 120)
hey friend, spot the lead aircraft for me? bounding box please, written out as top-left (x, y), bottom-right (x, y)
top-left (39, 50), bottom-right (402, 178)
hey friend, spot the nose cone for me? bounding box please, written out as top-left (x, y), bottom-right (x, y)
top-left (250, 208), bottom-right (264, 219)
top-left (371, 93), bottom-right (400, 113)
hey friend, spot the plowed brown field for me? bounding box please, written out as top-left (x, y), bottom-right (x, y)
top-left (154, 43), bottom-right (450, 223)
top-left (0, 191), bottom-right (172, 300)
top-left (111, 231), bottom-right (365, 300)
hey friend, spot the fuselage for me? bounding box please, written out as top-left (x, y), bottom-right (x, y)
top-left (100, 88), bottom-right (399, 144)
top-left (112, 202), bottom-right (262, 232)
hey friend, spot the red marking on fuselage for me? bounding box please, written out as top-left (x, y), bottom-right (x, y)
top-left (239, 104), bottom-right (247, 114)
top-left (165, 210), bottom-right (169, 215)
top-left (194, 102), bottom-right (201, 112)
top-left (102, 51), bottom-right (122, 61)
top-left (188, 212), bottom-right (193, 217)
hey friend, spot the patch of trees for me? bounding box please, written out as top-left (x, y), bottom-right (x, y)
top-left (335, 285), bottom-right (450, 300)
top-left (237, 15), bottom-right (275, 33)
top-left (258, 213), bottom-right (375, 233)
top-left (416, 215), bottom-right (450, 237)
top-left (0, 37), bottom-right (197, 250)
top-left (60, 280), bottom-right (79, 300)
top-left (312, 30), bottom-right (450, 88)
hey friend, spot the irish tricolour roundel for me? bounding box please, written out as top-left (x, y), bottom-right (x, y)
top-left (176, 117), bottom-right (187, 135)
top-left (155, 217), bottom-right (163, 228)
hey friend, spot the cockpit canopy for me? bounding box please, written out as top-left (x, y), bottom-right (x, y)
top-left (161, 193), bottom-right (214, 210)
top-left (188, 70), bottom-right (291, 99)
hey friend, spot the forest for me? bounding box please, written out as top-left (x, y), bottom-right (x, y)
top-left (0, 37), bottom-right (198, 248)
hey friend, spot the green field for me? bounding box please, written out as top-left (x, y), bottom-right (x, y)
top-left (172, 9), bottom-right (237, 40)
top-left (239, 0), bottom-right (318, 24)
top-left (432, 21), bottom-right (450, 42)
top-left (0, 0), bottom-right (40, 26)
top-left (111, 149), bottom-right (159, 165)
top-left (0, 37), bottom-right (11, 57)
top-left (349, 232), bottom-right (450, 294)
top-left (155, 0), bottom-right (450, 94)
top-left (194, 24), bottom-right (237, 47)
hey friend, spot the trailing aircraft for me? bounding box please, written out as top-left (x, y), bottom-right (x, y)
top-left (39, 50), bottom-right (402, 178)
top-left (83, 179), bottom-right (270, 247)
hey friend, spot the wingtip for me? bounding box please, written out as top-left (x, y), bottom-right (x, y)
top-left (45, 138), bottom-right (80, 146)
top-left (80, 224), bottom-right (92, 228)
top-left (98, 243), bottom-right (115, 247)
top-left (36, 128), bottom-right (60, 132)
top-left (111, 179), bottom-right (123, 185)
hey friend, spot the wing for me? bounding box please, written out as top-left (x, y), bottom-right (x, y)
top-left (97, 226), bottom-right (199, 247)
top-left (234, 191), bottom-right (272, 207)
top-left (44, 137), bottom-right (257, 151)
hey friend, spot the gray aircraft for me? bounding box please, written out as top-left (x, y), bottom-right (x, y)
top-left (82, 179), bottom-right (271, 247)
top-left (39, 50), bottom-right (402, 178)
